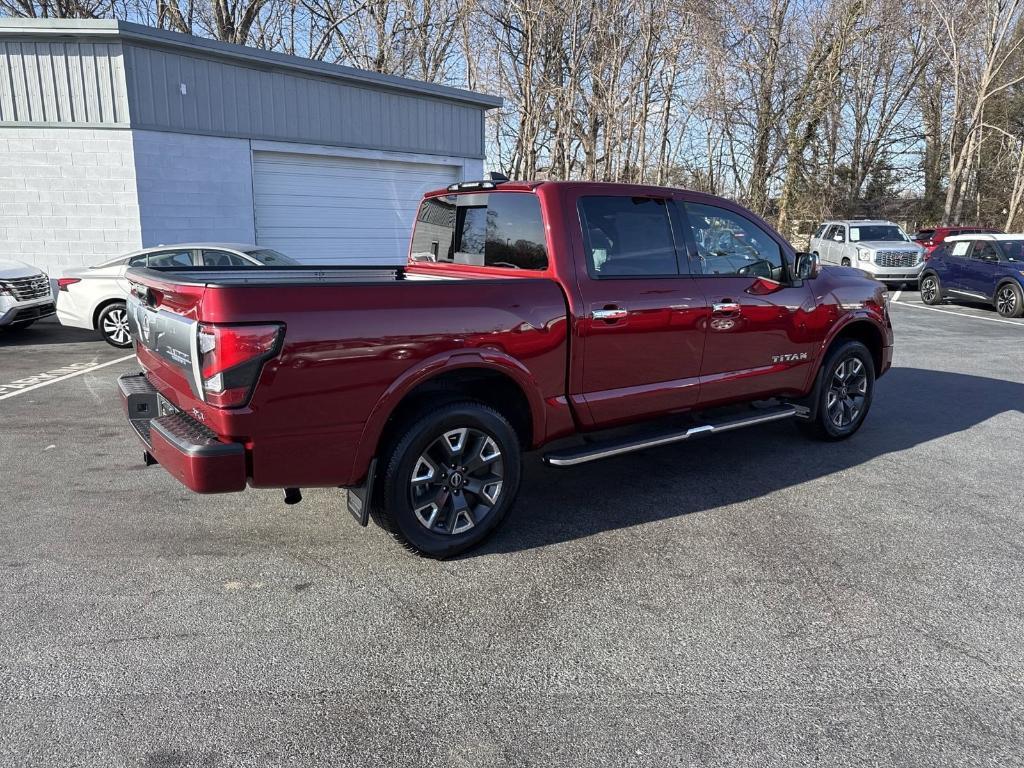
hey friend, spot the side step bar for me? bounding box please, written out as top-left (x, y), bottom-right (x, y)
top-left (543, 405), bottom-right (799, 467)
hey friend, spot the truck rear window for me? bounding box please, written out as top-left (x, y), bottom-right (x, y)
top-left (410, 192), bottom-right (548, 270)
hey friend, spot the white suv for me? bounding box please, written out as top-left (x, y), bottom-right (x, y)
top-left (809, 220), bottom-right (924, 286)
top-left (0, 259), bottom-right (54, 331)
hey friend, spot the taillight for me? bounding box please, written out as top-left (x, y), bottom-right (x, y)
top-left (196, 323), bottom-right (283, 408)
top-left (57, 278), bottom-right (81, 291)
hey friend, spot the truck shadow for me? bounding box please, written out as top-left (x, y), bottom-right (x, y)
top-left (477, 366), bottom-right (1024, 556)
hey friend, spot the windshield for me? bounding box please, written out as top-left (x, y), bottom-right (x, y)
top-left (999, 240), bottom-right (1024, 262)
top-left (849, 225), bottom-right (910, 243)
top-left (243, 248), bottom-right (298, 265)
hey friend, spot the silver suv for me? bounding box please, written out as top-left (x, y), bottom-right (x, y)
top-left (0, 258), bottom-right (54, 331)
top-left (809, 220), bottom-right (924, 286)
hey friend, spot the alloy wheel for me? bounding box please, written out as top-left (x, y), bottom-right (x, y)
top-left (921, 276), bottom-right (938, 303)
top-left (409, 427), bottom-right (504, 535)
top-left (102, 307), bottom-right (131, 346)
top-left (996, 286), bottom-right (1017, 316)
top-left (826, 357), bottom-right (869, 429)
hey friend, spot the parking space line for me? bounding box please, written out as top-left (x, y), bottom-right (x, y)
top-left (891, 289), bottom-right (902, 303)
top-left (0, 355), bottom-right (135, 401)
top-left (890, 300), bottom-right (1024, 327)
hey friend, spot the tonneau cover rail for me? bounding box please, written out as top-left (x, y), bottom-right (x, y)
top-left (126, 264), bottom-right (406, 287)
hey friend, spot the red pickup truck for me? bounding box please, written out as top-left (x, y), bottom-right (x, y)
top-left (119, 180), bottom-right (892, 557)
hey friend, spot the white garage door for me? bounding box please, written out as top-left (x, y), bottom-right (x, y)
top-left (252, 152), bottom-right (460, 264)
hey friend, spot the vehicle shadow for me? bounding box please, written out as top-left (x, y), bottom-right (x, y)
top-left (0, 319), bottom-right (103, 348)
top-left (476, 367), bottom-right (1024, 556)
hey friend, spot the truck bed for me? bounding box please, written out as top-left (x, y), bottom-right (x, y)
top-left (123, 263), bottom-right (573, 489)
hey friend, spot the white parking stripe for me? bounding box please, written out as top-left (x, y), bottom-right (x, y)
top-left (891, 289), bottom-right (902, 302)
top-left (890, 300), bottom-right (1024, 327)
top-left (0, 354), bottom-right (135, 401)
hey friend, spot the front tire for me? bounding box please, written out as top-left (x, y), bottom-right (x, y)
top-left (376, 401), bottom-right (522, 558)
top-left (841, 257), bottom-right (852, 267)
top-left (920, 273), bottom-right (942, 305)
top-left (995, 282), bottom-right (1024, 318)
top-left (97, 302), bottom-right (132, 347)
top-left (799, 340), bottom-right (875, 441)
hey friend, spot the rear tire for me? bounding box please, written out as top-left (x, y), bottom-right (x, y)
top-left (375, 400), bottom-right (522, 558)
top-left (97, 302), bottom-right (132, 348)
top-left (799, 340), bottom-right (875, 441)
top-left (920, 273), bottom-right (942, 305)
top-left (841, 257), bottom-right (852, 267)
top-left (995, 282), bottom-right (1024, 318)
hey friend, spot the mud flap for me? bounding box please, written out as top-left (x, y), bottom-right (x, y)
top-left (345, 458), bottom-right (377, 527)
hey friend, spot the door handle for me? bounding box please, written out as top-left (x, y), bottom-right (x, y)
top-left (592, 308), bottom-right (628, 321)
top-left (712, 301), bottom-right (741, 315)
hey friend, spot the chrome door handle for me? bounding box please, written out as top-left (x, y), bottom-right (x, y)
top-left (592, 308), bottom-right (628, 321)
top-left (711, 301), bottom-right (741, 314)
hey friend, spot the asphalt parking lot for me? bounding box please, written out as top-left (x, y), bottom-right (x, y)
top-left (1, 300), bottom-right (1022, 767)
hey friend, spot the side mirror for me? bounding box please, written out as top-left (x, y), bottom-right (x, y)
top-left (794, 251), bottom-right (821, 280)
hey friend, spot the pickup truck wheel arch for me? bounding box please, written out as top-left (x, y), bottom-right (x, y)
top-left (352, 356), bottom-right (542, 489)
top-left (816, 319), bottom-right (885, 382)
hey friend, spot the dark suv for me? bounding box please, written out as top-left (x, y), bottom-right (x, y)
top-left (913, 226), bottom-right (1002, 256)
top-left (920, 235), bottom-right (1024, 317)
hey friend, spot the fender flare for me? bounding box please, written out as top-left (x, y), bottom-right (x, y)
top-left (803, 312), bottom-right (887, 391)
top-left (349, 349), bottom-right (548, 483)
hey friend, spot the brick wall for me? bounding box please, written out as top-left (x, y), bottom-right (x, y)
top-left (0, 127), bottom-right (142, 275)
top-left (132, 130), bottom-right (255, 248)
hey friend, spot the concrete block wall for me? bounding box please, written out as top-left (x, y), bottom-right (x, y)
top-left (0, 127), bottom-right (142, 274)
top-left (132, 130), bottom-right (255, 247)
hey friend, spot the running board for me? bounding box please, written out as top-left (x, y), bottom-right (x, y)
top-left (543, 405), bottom-right (799, 467)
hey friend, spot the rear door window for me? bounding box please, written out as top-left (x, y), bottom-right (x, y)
top-left (146, 249), bottom-right (196, 268)
top-left (201, 250), bottom-right (251, 267)
top-left (970, 242), bottom-right (999, 261)
top-left (577, 196), bottom-right (681, 277)
top-left (410, 192), bottom-right (548, 270)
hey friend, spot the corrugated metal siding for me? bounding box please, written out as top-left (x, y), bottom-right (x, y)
top-left (0, 40), bottom-right (129, 124)
top-left (123, 44), bottom-right (484, 158)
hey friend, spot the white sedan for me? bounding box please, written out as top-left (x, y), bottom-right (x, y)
top-left (56, 243), bottom-right (296, 347)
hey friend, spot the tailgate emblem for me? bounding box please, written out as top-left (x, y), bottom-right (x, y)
top-left (139, 311), bottom-right (151, 342)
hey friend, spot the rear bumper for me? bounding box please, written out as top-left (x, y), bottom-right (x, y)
top-left (119, 372), bottom-right (248, 493)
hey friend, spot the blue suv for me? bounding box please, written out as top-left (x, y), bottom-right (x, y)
top-left (920, 235), bottom-right (1024, 318)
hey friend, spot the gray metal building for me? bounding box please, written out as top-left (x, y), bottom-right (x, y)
top-left (0, 19), bottom-right (500, 272)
